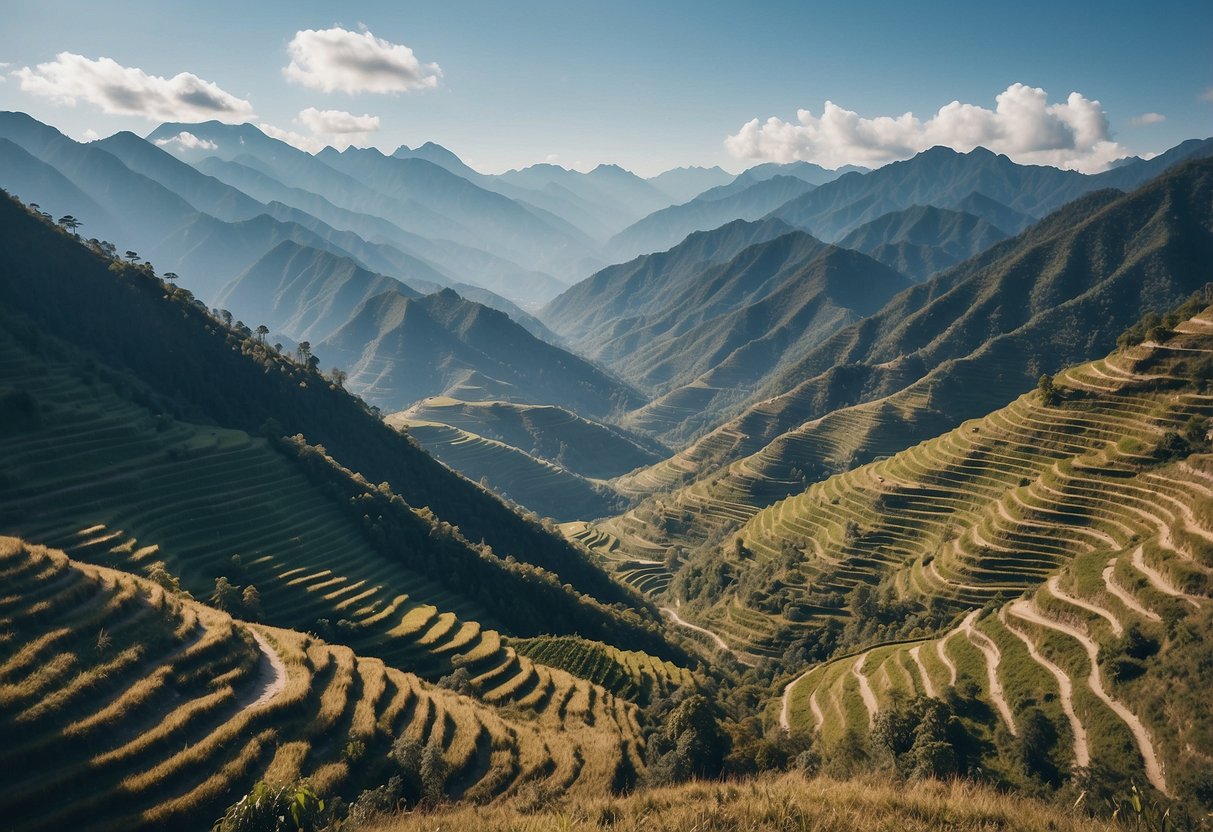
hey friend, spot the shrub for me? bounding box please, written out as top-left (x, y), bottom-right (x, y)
top-left (211, 781), bottom-right (327, 832)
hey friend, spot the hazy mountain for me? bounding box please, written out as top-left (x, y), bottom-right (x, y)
top-left (544, 217), bottom-right (796, 344)
top-left (0, 137), bottom-right (118, 238)
top-left (837, 204), bottom-right (1009, 281)
top-left (93, 130), bottom-right (265, 222)
top-left (318, 288), bottom-right (645, 416)
top-left (606, 175), bottom-right (816, 262)
top-left (646, 165), bottom-right (735, 203)
top-left (769, 140), bottom-right (1213, 241)
top-left (945, 190), bottom-right (1036, 234)
top-left (610, 158), bottom-right (1213, 526)
top-left (193, 155), bottom-right (565, 307)
top-left (149, 121), bottom-right (584, 301)
top-left (316, 145), bottom-right (599, 281)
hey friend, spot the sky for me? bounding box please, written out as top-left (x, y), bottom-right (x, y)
top-left (0, 0), bottom-right (1210, 176)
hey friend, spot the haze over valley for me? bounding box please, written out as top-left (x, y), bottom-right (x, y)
top-left (1, 3), bottom-right (1211, 830)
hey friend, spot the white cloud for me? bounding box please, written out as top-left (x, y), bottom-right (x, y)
top-left (154, 130), bottom-right (219, 151)
top-left (297, 106), bottom-right (379, 135)
top-left (284, 27), bottom-right (441, 94)
top-left (258, 122), bottom-right (326, 153)
top-left (15, 53), bottom-right (253, 123)
top-left (1130, 112), bottom-right (1166, 127)
top-left (725, 83), bottom-right (1130, 173)
top-left (80, 128), bottom-right (100, 142)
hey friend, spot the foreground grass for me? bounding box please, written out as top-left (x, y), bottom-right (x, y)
top-left (364, 772), bottom-right (1118, 831)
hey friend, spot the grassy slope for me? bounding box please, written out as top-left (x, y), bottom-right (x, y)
top-left (0, 538), bottom-right (645, 832)
top-left (361, 772), bottom-right (1118, 832)
top-left (584, 158), bottom-right (1213, 577)
top-left (0, 189), bottom-right (651, 621)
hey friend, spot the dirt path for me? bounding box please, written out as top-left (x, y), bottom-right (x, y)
top-left (1008, 600), bottom-right (1168, 795)
top-left (1130, 546), bottom-right (1201, 610)
top-left (808, 688), bottom-right (825, 732)
top-left (780, 667), bottom-right (816, 733)
top-left (851, 652), bottom-right (878, 728)
top-left (661, 606), bottom-right (758, 667)
top-left (936, 634), bottom-right (959, 688)
top-left (1102, 557), bottom-right (1161, 622)
top-left (961, 610), bottom-right (1017, 736)
top-left (908, 645), bottom-right (937, 699)
top-left (1047, 575), bottom-right (1123, 636)
top-left (1001, 607), bottom-right (1089, 769)
top-left (235, 628), bottom-right (287, 712)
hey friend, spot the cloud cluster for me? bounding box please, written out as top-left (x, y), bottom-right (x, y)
top-left (15, 52), bottom-right (254, 122)
top-left (284, 27), bottom-right (441, 94)
top-left (298, 106), bottom-right (379, 135)
top-left (260, 107), bottom-right (381, 153)
top-left (725, 83), bottom-right (1129, 173)
top-left (154, 130), bottom-right (219, 151)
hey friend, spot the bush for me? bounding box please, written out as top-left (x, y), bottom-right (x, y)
top-left (212, 781), bottom-right (327, 832)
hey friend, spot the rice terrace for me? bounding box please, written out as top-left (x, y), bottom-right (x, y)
top-left (0, 2), bottom-right (1211, 829)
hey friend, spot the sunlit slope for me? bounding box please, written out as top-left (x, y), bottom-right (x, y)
top-left (649, 309), bottom-right (1209, 663)
top-left (0, 538), bottom-right (644, 832)
top-left (581, 158), bottom-right (1213, 575)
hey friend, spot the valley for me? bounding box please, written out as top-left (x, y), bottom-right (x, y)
top-left (0, 34), bottom-right (1211, 827)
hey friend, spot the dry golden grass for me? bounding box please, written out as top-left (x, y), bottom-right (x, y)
top-left (366, 772), bottom-right (1118, 832)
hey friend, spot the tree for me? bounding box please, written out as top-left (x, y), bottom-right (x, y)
top-left (328, 367), bottom-right (348, 389)
top-left (124, 250), bottom-right (141, 263)
top-left (163, 272), bottom-right (179, 290)
top-left (1037, 373), bottom-right (1060, 406)
top-left (211, 576), bottom-right (241, 613)
top-left (254, 325), bottom-right (269, 344)
top-left (296, 341), bottom-right (312, 365)
top-left (242, 585), bottom-right (262, 619)
top-left (420, 734), bottom-right (448, 804)
top-left (57, 214), bottom-right (81, 234)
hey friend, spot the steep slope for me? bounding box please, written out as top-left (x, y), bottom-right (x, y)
top-left (947, 190), bottom-right (1036, 235)
top-left (543, 218), bottom-right (795, 344)
top-left (607, 175), bottom-right (815, 262)
top-left (586, 158), bottom-right (1213, 571)
top-left (769, 140), bottom-right (1213, 242)
top-left (760, 320), bottom-right (1213, 808)
top-left (837, 205), bottom-right (1009, 281)
top-left (216, 241), bottom-right (421, 342)
top-left (0, 192), bottom-right (655, 623)
top-left (318, 288), bottom-right (644, 417)
top-left (395, 398), bottom-right (668, 480)
top-left (609, 237), bottom-right (914, 441)
top-left (0, 538), bottom-right (648, 831)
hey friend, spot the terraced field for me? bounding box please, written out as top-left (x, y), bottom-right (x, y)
top-left (395, 398), bottom-right (666, 480)
top-left (0, 538), bottom-right (644, 831)
top-left (0, 328), bottom-right (649, 777)
top-left (510, 634), bottom-right (697, 705)
top-left (385, 416), bottom-right (621, 521)
top-left (768, 314), bottom-right (1213, 798)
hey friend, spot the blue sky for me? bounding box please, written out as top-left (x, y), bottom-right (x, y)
top-left (1, 0), bottom-right (1209, 175)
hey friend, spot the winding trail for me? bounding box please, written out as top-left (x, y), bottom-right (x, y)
top-left (908, 645), bottom-right (937, 699)
top-left (1130, 546), bottom-right (1201, 610)
top-left (236, 628), bottom-right (287, 712)
top-left (1008, 599), bottom-right (1168, 795)
top-left (961, 610), bottom-right (1017, 736)
top-left (852, 652), bottom-right (879, 728)
top-left (1000, 609), bottom-right (1090, 769)
top-left (936, 634), bottom-right (959, 688)
top-left (1047, 575), bottom-right (1123, 636)
top-left (661, 606), bottom-right (758, 667)
top-left (779, 668), bottom-right (812, 733)
top-left (808, 688), bottom-right (825, 733)
top-left (1102, 557), bottom-right (1161, 622)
